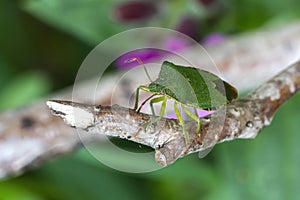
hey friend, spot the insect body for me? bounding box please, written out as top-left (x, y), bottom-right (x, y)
top-left (129, 58), bottom-right (238, 143)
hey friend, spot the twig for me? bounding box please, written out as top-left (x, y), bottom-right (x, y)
top-left (1, 21), bottom-right (300, 179)
top-left (47, 60), bottom-right (300, 166)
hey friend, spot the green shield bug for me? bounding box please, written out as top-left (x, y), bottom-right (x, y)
top-left (126, 58), bottom-right (238, 143)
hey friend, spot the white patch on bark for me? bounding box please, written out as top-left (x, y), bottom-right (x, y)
top-left (47, 101), bottom-right (94, 129)
top-left (255, 83), bottom-right (281, 101)
top-left (229, 108), bottom-right (240, 117)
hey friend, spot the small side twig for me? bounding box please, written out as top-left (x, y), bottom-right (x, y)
top-left (47, 60), bottom-right (300, 166)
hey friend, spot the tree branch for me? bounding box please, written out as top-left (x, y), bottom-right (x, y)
top-left (1, 21), bottom-right (300, 179)
top-left (47, 60), bottom-right (300, 166)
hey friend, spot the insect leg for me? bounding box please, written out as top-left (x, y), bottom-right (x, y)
top-left (181, 105), bottom-right (201, 135)
top-left (174, 101), bottom-right (189, 144)
top-left (142, 96), bottom-right (167, 127)
top-left (134, 85), bottom-right (151, 111)
top-left (158, 96), bottom-right (167, 117)
top-left (193, 107), bottom-right (199, 117)
top-left (149, 96), bottom-right (166, 116)
top-left (134, 86), bottom-right (142, 110)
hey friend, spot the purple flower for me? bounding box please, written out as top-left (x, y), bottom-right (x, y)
top-left (116, 48), bottom-right (171, 69)
top-left (164, 36), bottom-right (190, 52)
top-left (196, 109), bottom-right (214, 117)
top-left (115, 37), bottom-right (190, 69)
top-left (113, 1), bottom-right (158, 23)
top-left (175, 15), bottom-right (202, 41)
top-left (166, 108), bottom-right (214, 120)
top-left (196, 0), bottom-right (218, 7)
top-left (165, 112), bottom-right (178, 120)
top-left (202, 33), bottom-right (226, 47)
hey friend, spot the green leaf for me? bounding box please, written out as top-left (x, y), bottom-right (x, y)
top-left (206, 93), bottom-right (300, 200)
top-left (0, 182), bottom-right (43, 200)
top-left (0, 72), bottom-right (50, 111)
top-left (0, 58), bottom-right (13, 90)
top-left (1, 151), bottom-right (148, 200)
top-left (22, 0), bottom-right (125, 45)
top-left (211, 0), bottom-right (300, 33)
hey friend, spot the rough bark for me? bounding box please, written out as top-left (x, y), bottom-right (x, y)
top-left (47, 60), bottom-right (300, 166)
top-left (1, 21), bottom-right (300, 179)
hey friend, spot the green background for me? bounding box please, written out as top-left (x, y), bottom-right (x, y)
top-left (1, 0), bottom-right (300, 199)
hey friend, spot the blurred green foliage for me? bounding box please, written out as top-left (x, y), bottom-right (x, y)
top-left (1, 0), bottom-right (300, 199)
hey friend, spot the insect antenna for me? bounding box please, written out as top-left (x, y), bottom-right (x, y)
top-left (125, 57), bottom-right (153, 82)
